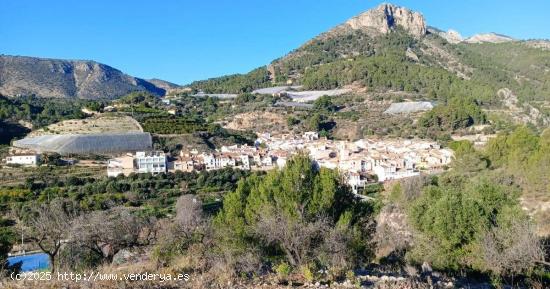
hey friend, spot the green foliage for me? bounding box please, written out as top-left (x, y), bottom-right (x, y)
top-left (118, 91), bottom-right (161, 105)
top-left (448, 140), bottom-right (490, 174)
top-left (0, 95), bottom-right (90, 143)
top-left (407, 176), bottom-right (524, 272)
top-left (300, 264), bottom-right (315, 282)
top-left (286, 116), bottom-right (300, 126)
top-left (0, 218), bottom-right (16, 272)
top-left (388, 183), bottom-right (403, 203)
top-left (456, 42), bottom-right (550, 102)
top-left (419, 97), bottom-right (487, 131)
top-left (306, 113), bottom-right (334, 134)
top-left (449, 140), bottom-right (475, 156)
top-left (142, 116), bottom-right (206, 134)
top-left (234, 93), bottom-right (257, 104)
top-left (273, 29), bottom-right (415, 81)
top-left (2, 168), bottom-right (250, 217)
top-left (215, 155), bottom-right (374, 270)
top-left (275, 262), bottom-right (292, 280)
top-left (300, 53), bottom-right (494, 104)
top-left (485, 126), bottom-right (540, 169)
top-left (273, 30), bottom-right (376, 79)
top-left (188, 67), bottom-right (271, 94)
top-left (313, 95), bottom-right (336, 112)
top-left (85, 101), bottom-right (104, 112)
top-left (485, 126), bottom-right (550, 199)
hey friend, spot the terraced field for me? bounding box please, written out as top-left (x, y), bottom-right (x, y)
top-left (28, 115), bottom-right (142, 137)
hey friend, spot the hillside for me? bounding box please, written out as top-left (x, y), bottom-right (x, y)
top-left (0, 55), bottom-right (168, 99)
top-left (147, 78), bottom-right (181, 91)
top-left (186, 3), bottom-right (550, 127)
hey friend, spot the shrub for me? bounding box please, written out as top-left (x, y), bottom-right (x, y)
top-left (407, 176), bottom-right (543, 278)
top-left (275, 262), bottom-right (292, 281)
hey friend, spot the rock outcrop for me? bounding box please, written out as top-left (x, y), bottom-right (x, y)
top-left (343, 3), bottom-right (427, 37)
top-left (464, 33), bottom-right (514, 44)
top-left (0, 55), bottom-right (168, 99)
top-left (428, 27), bottom-right (464, 44)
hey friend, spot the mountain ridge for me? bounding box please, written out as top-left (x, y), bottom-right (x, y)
top-left (0, 55), bottom-right (171, 99)
top-left (188, 3), bottom-right (549, 95)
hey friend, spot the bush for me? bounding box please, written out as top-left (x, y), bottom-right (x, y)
top-left (275, 262), bottom-right (292, 281)
top-left (214, 155), bottom-right (375, 275)
top-left (300, 264), bottom-right (315, 283)
top-left (407, 176), bottom-right (543, 278)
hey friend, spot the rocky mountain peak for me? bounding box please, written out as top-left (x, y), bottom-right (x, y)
top-left (344, 3), bottom-right (427, 37)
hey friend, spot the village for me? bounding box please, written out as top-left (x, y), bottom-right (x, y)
top-left (105, 132), bottom-right (453, 193)
top-left (2, 131), bottom-right (453, 194)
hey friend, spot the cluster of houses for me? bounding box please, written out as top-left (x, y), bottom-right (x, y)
top-left (106, 132), bottom-right (453, 193)
top-left (2, 130), bottom-right (452, 193)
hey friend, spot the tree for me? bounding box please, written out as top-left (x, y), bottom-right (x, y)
top-left (0, 218), bottom-right (15, 275)
top-left (449, 140), bottom-right (489, 173)
top-left (174, 194), bottom-right (204, 235)
top-left (254, 210), bottom-right (329, 266)
top-left (481, 218), bottom-right (544, 277)
top-left (286, 116), bottom-right (300, 127)
top-left (307, 113), bottom-right (334, 133)
top-left (505, 126), bottom-right (539, 170)
top-left (215, 154), bottom-right (374, 274)
top-left (314, 95), bottom-right (336, 112)
top-left (407, 176), bottom-right (538, 277)
top-left (70, 207), bottom-right (145, 263)
top-left (26, 199), bottom-right (75, 273)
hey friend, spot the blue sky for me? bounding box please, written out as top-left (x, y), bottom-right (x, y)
top-left (1, 0), bottom-right (549, 85)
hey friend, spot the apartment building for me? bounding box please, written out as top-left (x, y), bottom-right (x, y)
top-left (135, 151), bottom-right (167, 174)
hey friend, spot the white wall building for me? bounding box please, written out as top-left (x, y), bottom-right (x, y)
top-left (4, 155), bottom-right (40, 166)
top-left (135, 151), bottom-right (167, 174)
top-left (373, 164), bottom-right (420, 182)
top-left (203, 153), bottom-right (236, 171)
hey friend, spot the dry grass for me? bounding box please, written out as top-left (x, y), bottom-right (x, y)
top-left (0, 165), bottom-right (105, 186)
top-left (224, 111), bottom-right (288, 133)
top-left (28, 115), bottom-right (142, 137)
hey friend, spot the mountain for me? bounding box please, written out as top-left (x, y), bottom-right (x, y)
top-left (147, 78), bottom-right (181, 91)
top-left (332, 3), bottom-right (426, 37)
top-left (464, 32), bottom-right (515, 43)
top-left (187, 4), bottom-right (550, 122)
top-left (0, 55), bottom-right (168, 99)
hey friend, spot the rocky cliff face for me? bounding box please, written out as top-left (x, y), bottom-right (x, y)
top-left (0, 55), bottom-right (167, 99)
top-left (343, 3), bottom-right (426, 37)
top-left (428, 27), bottom-right (464, 44)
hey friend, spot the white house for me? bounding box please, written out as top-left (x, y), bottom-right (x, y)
top-left (4, 155), bottom-right (40, 166)
top-left (373, 164), bottom-right (419, 182)
top-left (347, 172), bottom-right (370, 193)
top-left (135, 151), bottom-right (167, 174)
top-left (302, 131), bottom-right (319, 141)
top-left (203, 153), bottom-right (236, 171)
top-left (240, 155), bottom-right (252, 170)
